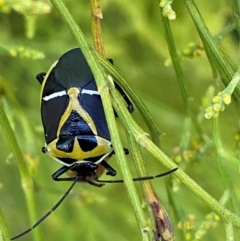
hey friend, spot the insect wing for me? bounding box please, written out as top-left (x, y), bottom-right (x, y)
top-left (80, 79), bottom-right (110, 141)
top-left (41, 69), bottom-right (68, 144)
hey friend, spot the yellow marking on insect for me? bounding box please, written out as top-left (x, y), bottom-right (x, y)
top-left (56, 87), bottom-right (97, 136)
top-left (46, 136), bottom-right (112, 161)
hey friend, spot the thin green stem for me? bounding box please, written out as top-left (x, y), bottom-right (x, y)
top-left (218, 150), bottom-right (239, 168)
top-left (231, 0), bottom-right (240, 34)
top-left (160, 14), bottom-right (190, 112)
top-left (225, 221), bottom-right (234, 241)
top-left (214, 22), bottom-right (236, 43)
top-left (90, 0), bottom-right (106, 57)
top-left (0, 207), bottom-right (10, 241)
top-left (0, 106), bottom-right (41, 241)
top-left (184, 0), bottom-right (238, 95)
top-left (213, 118), bottom-right (239, 216)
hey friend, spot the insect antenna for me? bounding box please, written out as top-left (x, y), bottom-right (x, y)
top-left (97, 167), bottom-right (178, 183)
top-left (10, 175), bottom-right (80, 240)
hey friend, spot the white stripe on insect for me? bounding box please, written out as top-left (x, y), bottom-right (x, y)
top-left (82, 89), bottom-right (100, 95)
top-left (43, 90), bottom-right (67, 101)
top-left (43, 89), bottom-right (99, 101)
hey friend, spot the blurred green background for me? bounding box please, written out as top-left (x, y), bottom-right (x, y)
top-left (0, 0), bottom-right (239, 240)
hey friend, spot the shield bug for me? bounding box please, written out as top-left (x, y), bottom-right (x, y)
top-left (37, 48), bottom-right (134, 186)
top-left (11, 48), bottom-right (177, 240)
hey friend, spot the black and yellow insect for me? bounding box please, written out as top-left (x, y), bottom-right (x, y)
top-left (36, 48), bottom-right (133, 186)
top-left (11, 48), bottom-right (177, 240)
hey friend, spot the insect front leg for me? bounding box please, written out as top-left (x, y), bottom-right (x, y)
top-left (52, 165), bottom-right (79, 182)
top-left (52, 162), bottom-right (99, 182)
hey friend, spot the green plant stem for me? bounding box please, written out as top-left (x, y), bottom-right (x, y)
top-left (49, 1), bottom-right (150, 240)
top-left (0, 207), bottom-right (10, 241)
top-left (225, 221), bottom-right (234, 241)
top-left (0, 106), bottom-right (41, 241)
top-left (108, 86), bottom-right (240, 228)
top-left (214, 22), bottom-right (236, 43)
top-left (160, 14), bottom-right (189, 112)
top-left (231, 0), bottom-right (240, 34)
top-left (213, 118), bottom-right (239, 216)
top-left (183, 0), bottom-right (238, 96)
top-left (218, 150), bottom-right (239, 168)
top-left (90, 0), bottom-right (106, 57)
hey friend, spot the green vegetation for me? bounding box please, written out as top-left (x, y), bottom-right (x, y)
top-left (0, 0), bottom-right (240, 241)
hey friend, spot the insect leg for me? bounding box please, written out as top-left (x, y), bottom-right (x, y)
top-left (52, 165), bottom-right (87, 182)
top-left (107, 58), bottom-right (133, 113)
top-left (110, 148), bottom-right (129, 156)
top-left (52, 165), bottom-right (77, 182)
top-left (114, 81), bottom-right (134, 113)
top-left (100, 160), bottom-right (117, 176)
top-left (52, 162), bottom-right (99, 182)
top-left (36, 72), bottom-right (46, 84)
